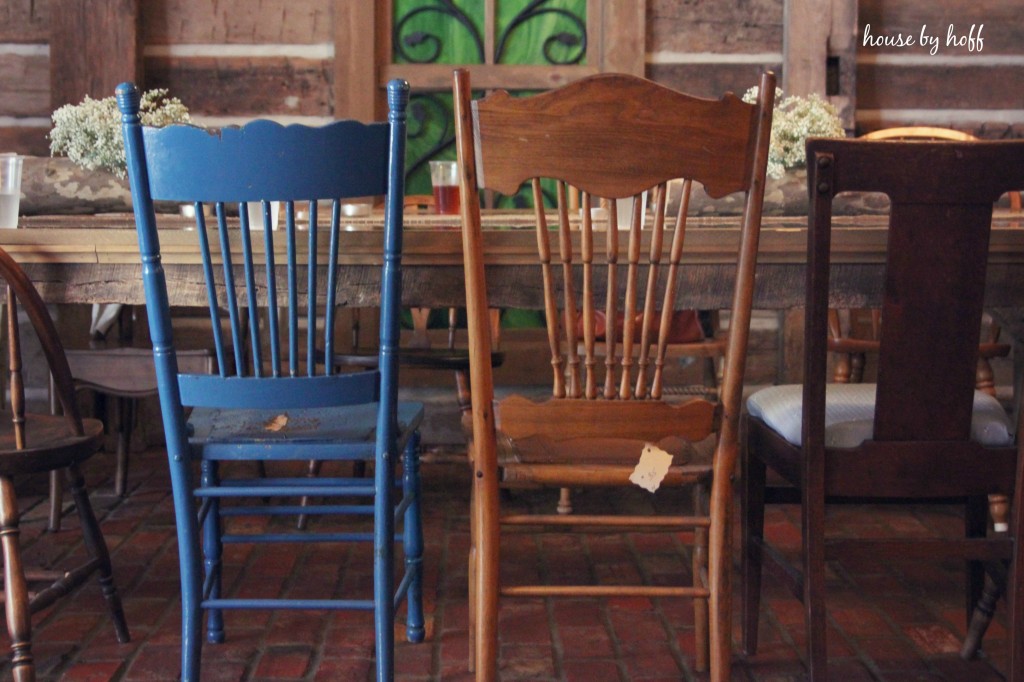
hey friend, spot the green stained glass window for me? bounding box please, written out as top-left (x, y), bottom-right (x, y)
top-left (393, 1), bottom-right (588, 195)
top-left (392, 0), bottom-right (484, 65)
top-left (495, 0), bottom-right (587, 65)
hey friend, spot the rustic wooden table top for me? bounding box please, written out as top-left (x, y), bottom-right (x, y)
top-left (2, 211), bottom-right (1023, 312)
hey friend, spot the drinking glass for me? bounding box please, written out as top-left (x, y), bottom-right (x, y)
top-left (429, 160), bottom-right (460, 215)
top-left (0, 154), bottom-right (24, 229)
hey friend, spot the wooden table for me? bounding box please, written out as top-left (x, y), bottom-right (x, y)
top-left (8, 211), bottom-right (1024, 312)
top-left (5, 210), bottom-right (1024, 385)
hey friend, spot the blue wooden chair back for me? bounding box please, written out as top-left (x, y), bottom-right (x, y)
top-left (117, 80), bottom-right (409, 422)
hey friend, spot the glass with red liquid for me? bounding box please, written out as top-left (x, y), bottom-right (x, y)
top-left (429, 160), bottom-right (460, 215)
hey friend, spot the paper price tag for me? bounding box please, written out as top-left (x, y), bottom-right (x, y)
top-left (629, 443), bottom-right (673, 492)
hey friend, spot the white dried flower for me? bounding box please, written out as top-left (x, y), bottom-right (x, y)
top-left (743, 86), bottom-right (845, 179)
top-left (49, 89), bottom-right (192, 178)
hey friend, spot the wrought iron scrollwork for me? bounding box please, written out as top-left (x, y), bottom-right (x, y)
top-left (406, 94), bottom-right (455, 184)
top-left (393, 0), bottom-right (484, 63)
top-left (495, 0), bottom-right (586, 65)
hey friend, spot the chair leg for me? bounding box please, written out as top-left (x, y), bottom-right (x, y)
top-left (740, 441), bottom-right (766, 656)
top-left (961, 561), bottom-right (1005, 660)
top-left (0, 476), bottom-right (35, 681)
top-left (708, 467), bottom-right (733, 682)
top-left (1008, 490), bottom-right (1024, 682)
top-left (47, 469), bottom-right (63, 532)
top-left (473, 456), bottom-right (500, 681)
top-left (65, 464), bottom-right (130, 643)
top-left (965, 496), bottom-right (988, 623)
top-left (167, 450), bottom-right (203, 681)
top-left (691, 482), bottom-right (709, 672)
top-left (403, 431), bottom-right (425, 643)
top-left (114, 396), bottom-right (133, 497)
top-left (374, 429), bottom-right (396, 682)
top-left (296, 459), bottom-right (323, 530)
top-left (803, 485), bottom-right (828, 681)
top-left (200, 460), bottom-right (224, 644)
top-left (467, 483), bottom-right (477, 673)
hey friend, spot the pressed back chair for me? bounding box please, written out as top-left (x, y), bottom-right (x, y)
top-left (454, 68), bottom-right (775, 681)
top-left (0, 246), bottom-right (130, 681)
top-left (118, 79), bottom-right (425, 682)
top-left (741, 138), bottom-right (1024, 680)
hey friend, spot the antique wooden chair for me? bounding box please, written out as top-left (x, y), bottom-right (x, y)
top-left (48, 325), bottom-right (215, 531)
top-left (741, 138), bottom-right (1024, 680)
top-left (830, 126), bottom-right (1018, 393)
top-left (454, 68), bottom-right (775, 681)
top-left (0, 246), bottom-right (130, 681)
top-left (118, 79), bottom-right (425, 681)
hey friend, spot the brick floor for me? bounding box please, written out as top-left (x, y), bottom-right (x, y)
top-left (0, 444), bottom-right (1013, 681)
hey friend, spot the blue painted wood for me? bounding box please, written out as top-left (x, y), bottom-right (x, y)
top-left (118, 78), bottom-right (419, 682)
top-left (177, 372), bottom-right (380, 409)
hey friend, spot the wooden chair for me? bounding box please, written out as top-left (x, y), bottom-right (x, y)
top-left (741, 138), bottom-right (1024, 680)
top-left (833, 126), bottom-right (1019, 539)
top-left (118, 79), bottom-right (425, 681)
top-left (48, 315), bottom-right (215, 532)
top-left (0, 246), bottom-right (130, 681)
top-left (453, 68), bottom-right (775, 681)
top-left (832, 126), bottom-right (1017, 394)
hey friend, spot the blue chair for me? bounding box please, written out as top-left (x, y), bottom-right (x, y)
top-left (117, 79), bottom-right (424, 681)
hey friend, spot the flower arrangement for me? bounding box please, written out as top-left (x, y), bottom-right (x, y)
top-left (743, 87), bottom-right (845, 179)
top-left (49, 89), bottom-right (191, 178)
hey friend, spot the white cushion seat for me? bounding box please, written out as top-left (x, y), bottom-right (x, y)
top-left (747, 383), bottom-right (1013, 448)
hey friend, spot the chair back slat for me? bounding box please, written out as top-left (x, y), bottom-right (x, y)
top-left (603, 197), bottom-right (619, 399)
top-left (532, 180), bottom-right (565, 399)
top-left (805, 139), bottom-right (1024, 444)
top-left (652, 179), bottom-right (693, 399)
top-left (213, 206), bottom-right (246, 376)
top-left (261, 202), bottom-right (281, 378)
top-left (635, 183), bottom-right (667, 399)
top-left (580, 192), bottom-right (597, 399)
top-left (286, 204), bottom-right (299, 376)
top-left (118, 80), bottom-right (409, 413)
top-left (237, 202), bottom-right (264, 376)
top-left (555, 182), bottom-right (581, 398)
top-left (194, 207), bottom-right (229, 377)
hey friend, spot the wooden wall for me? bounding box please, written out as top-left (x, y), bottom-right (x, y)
top-left (1, 0), bottom-right (1021, 158)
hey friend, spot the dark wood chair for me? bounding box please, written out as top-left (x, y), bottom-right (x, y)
top-left (454, 68), bottom-right (775, 681)
top-left (0, 246), bottom-right (129, 681)
top-left (47, 312), bottom-right (215, 532)
top-left (741, 138), bottom-right (1024, 680)
top-left (831, 126), bottom-right (1018, 395)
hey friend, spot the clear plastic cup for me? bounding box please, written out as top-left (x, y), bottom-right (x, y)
top-left (0, 154), bottom-right (24, 229)
top-left (429, 160), bottom-right (460, 215)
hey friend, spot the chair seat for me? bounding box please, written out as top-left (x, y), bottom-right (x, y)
top-left (66, 347), bottom-right (216, 397)
top-left (188, 401), bottom-right (424, 460)
top-left (0, 414), bottom-right (104, 476)
top-left (747, 383), bottom-right (1013, 448)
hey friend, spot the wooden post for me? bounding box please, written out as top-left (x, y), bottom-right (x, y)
top-left (783, 0), bottom-right (857, 128)
top-left (783, 0), bottom-right (830, 97)
top-left (49, 0), bottom-right (141, 107)
top-left (333, 0), bottom-right (381, 121)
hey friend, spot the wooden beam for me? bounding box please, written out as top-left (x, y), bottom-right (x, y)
top-left (600, 0), bottom-right (645, 76)
top-left (49, 0), bottom-right (142, 107)
top-left (333, 0), bottom-right (378, 121)
top-left (782, 0), bottom-right (830, 96)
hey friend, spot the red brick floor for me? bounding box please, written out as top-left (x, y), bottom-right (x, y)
top-left (0, 445), bottom-right (1014, 681)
